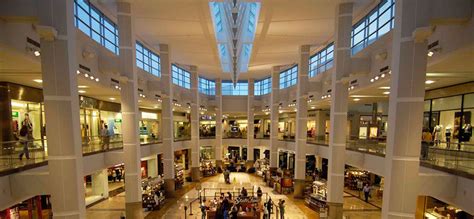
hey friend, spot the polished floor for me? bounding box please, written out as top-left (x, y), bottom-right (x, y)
top-left (86, 173), bottom-right (381, 218)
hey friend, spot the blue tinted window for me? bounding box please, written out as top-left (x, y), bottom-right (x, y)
top-left (351, 0), bottom-right (395, 54)
top-left (172, 65), bottom-right (191, 89)
top-left (74, 0), bottom-right (119, 55)
top-left (136, 42), bottom-right (161, 77)
top-left (199, 77), bottom-right (216, 95)
top-left (279, 66), bottom-right (298, 89)
top-left (255, 77), bottom-right (271, 96)
top-left (222, 81), bottom-right (248, 96)
top-left (309, 43), bottom-right (334, 77)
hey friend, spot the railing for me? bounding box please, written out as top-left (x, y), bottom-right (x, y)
top-left (421, 142), bottom-right (474, 179)
top-left (306, 135), bottom-right (329, 146)
top-left (200, 135), bottom-right (216, 139)
top-left (0, 135), bottom-right (163, 176)
top-left (174, 136), bottom-right (191, 141)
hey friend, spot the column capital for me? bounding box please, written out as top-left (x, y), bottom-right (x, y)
top-left (159, 44), bottom-right (169, 54)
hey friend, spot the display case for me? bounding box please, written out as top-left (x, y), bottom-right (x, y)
top-left (255, 159), bottom-right (269, 177)
top-left (305, 180), bottom-right (328, 213)
top-left (200, 160), bottom-right (216, 177)
top-left (142, 176), bottom-right (165, 211)
top-left (174, 164), bottom-right (184, 189)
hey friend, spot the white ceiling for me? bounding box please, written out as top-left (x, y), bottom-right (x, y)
top-left (96, 0), bottom-right (377, 80)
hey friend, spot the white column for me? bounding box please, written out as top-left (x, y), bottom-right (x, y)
top-left (91, 169), bottom-right (109, 199)
top-left (270, 67), bottom-right (280, 170)
top-left (160, 44), bottom-right (176, 196)
top-left (117, 2), bottom-right (143, 217)
top-left (190, 66), bottom-right (201, 181)
top-left (247, 79), bottom-right (255, 168)
top-left (215, 79), bottom-right (223, 169)
top-left (38, 1), bottom-right (86, 218)
top-left (382, 0), bottom-right (430, 218)
top-left (294, 45), bottom-right (310, 198)
top-left (327, 3), bottom-right (353, 218)
top-left (147, 158), bottom-right (158, 178)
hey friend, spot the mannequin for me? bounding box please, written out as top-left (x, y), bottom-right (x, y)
top-left (445, 126), bottom-right (452, 149)
top-left (433, 125), bottom-right (443, 147)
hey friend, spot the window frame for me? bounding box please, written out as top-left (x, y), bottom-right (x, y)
top-left (222, 81), bottom-right (249, 96)
top-left (309, 43), bottom-right (334, 77)
top-left (255, 77), bottom-right (272, 96)
top-left (135, 42), bottom-right (161, 77)
top-left (74, 0), bottom-right (119, 55)
top-left (279, 65), bottom-right (298, 89)
top-left (199, 77), bottom-right (216, 95)
top-left (172, 65), bottom-right (191, 89)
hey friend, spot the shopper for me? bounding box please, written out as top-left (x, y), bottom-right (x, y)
top-left (230, 204), bottom-right (238, 219)
top-left (363, 184), bottom-right (371, 202)
top-left (267, 197), bottom-right (273, 214)
top-left (115, 168), bottom-right (122, 182)
top-left (19, 113), bottom-right (33, 160)
top-left (101, 124), bottom-right (110, 150)
top-left (200, 202), bottom-right (207, 219)
top-left (241, 187), bottom-right (248, 197)
top-left (278, 199), bottom-right (285, 219)
top-left (257, 187), bottom-right (263, 200)
top-left (263, 203), bottom-right (269, 219)
top-left (227, 191), bottom-right (232, 200)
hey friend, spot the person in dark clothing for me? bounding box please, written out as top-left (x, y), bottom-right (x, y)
top-left (363, 184), bottom-right (371, 202)
top-left (227, 192), bottom-right (233, 200)
top-left (241, 187), bottom-right (248, 197)
top-left (257, 187), bottom-right (263, 200)
top-left (267, 197), bottom-right (273, 214)
top-left (230, 204), bottom-right (238, 219)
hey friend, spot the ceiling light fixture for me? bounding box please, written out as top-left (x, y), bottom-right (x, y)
top-left (425, 80), bottom-right (435, 84)
top-left (353, 98), bottom-right (360, 101)
top-left (383, 91), bottom-right (390, 95)
top-left (33, 79), bottom-right (43, 83)
top-left (378, 86), bottom-right (390, 90)
top-left (78, 85), bottom-right (88, 88)
top-left (78, 90), bottom-right (86, 94)
top-left (109, 97), bottom-right (116, 101)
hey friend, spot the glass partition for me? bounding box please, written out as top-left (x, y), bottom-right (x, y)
top-left (278, 113), bottom-right (296, 141)
top-left (174, 112), bottom-right (191, 141)
top-left (140, 111), bottom-right (161, 143)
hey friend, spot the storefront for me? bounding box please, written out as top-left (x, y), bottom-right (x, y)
top-left (199, 115), bottom-right (216, 138)
top-left (254, 116), bottom-right (270, 139)
top-left (140, 110), bottom-right (161, 142)
top-left (424, 91), bottom-right (474, 150)
top-left (223, 117), bottom-right (248, 138)
top-left (0, 82), bottom-right (45, 155)
top-left (418, 196), bottom-right (473, 218)
top-left (174, 112), bottom-right (191, 141)
top-left (278, 113), bottom-right (296, 140)
top-left (0, 195), bottom-right (52, 219)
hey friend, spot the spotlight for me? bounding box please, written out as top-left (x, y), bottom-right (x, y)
top-left (95, 78), bottom-right (99, 82)
top-left (370, 79), bottom-right (374, 83)
top-left (84, 73), bottom-right (89, 78)
top-left (33, 50), bottom-right (41, 57)
top-left (427, 51), bottom-right (434, 57)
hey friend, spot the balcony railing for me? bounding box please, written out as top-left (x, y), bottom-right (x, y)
top-left (0, 135), bottom-right (163, 176)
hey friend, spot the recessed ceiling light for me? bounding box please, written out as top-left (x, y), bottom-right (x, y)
top-left (383, 91), bottom-right (390, 95)
top-left (76, 70), bottom-right (81, 74)
top-left (311, 106), bottom-right (315, 109)
top-left (378, 86), bottom-right (390, 90)
top-left (33, 79), bottom-right (43, 83)
top-left (427, 51), bottom-right (434, 57)
top-left (109, 97), bottom-right (116, 100)
top-left (353, 98), bottom-right (360, 101)
top-left (425, 80), bottom-right (435, 84)
top-left (33, 51), bottom-right (41, 57)
top-left (78, 85), bottom-right (88, 88)
top-left (78, 90), bottom-right (86, 93)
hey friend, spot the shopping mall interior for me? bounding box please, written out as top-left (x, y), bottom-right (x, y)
top-left (0, 0), bottom-right (474, 218)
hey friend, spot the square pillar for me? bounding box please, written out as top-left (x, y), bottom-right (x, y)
top-left (382, 0), bottom-right (431, 218)
top-left (246, 79), bottom-right (255, 169)
top-left (190, 66), bottom-right (201, 181)
top-left (270, 67), bottom-right (280, 170)
top-left (117, 2), bottom-right (143, 217)
top-left (215, 79), bottom-right (223, 169)
top-left (159, 44), bottom-right (176, 196)
top-left (38, 1), bottom-right (86, 218)
top-left (327, 3), bottom-right (353, 218)
top-left (294, 45), bottom-right (310, 198)
top-left (91, 169), bottom-right (109, 199)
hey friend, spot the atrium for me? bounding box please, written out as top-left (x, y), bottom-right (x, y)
top-left (0, 0), bottom-right (473, 219)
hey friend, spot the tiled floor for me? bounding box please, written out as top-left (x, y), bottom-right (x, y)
top-left (86, 173), bottom-right (382, 219)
